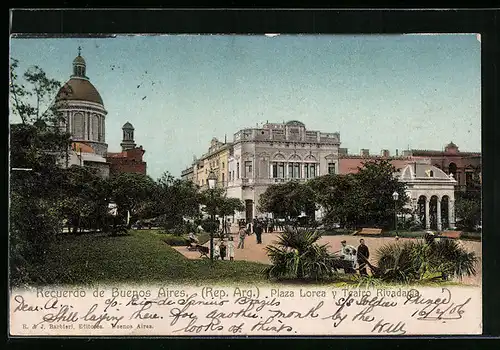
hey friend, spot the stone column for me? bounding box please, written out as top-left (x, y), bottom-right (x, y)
top-left (102, 117), bottom-right (106, 142)
top-left (269, 162), bottom-right (273, 179)
top-left (425, 198), bottom-right (430, 229)
top-left (301, 163), bottom-right (306, 179)
top-left (437, 198), bottom-right (442, 231)
top-left (88, 112), bottom-right (92, 140)
top-left (66, 111), bottom-right (70, 134)
top-left (449, 199), bottom-right (455, 229)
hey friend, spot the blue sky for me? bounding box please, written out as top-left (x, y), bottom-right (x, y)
top-left (10, 34), bottom-right (481, 180)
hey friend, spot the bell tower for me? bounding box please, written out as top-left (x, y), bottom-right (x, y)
top-left (120, 122), bottom-right (136, 151)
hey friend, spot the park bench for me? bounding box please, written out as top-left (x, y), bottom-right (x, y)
top-left (353, 228), bottom-right (383, 236)
top-left (196, 245), bottom-right (210, 258)
top-left (439, 231), bottom-right (462, 239)
top-left (185, 239), bottom-right (198, 251)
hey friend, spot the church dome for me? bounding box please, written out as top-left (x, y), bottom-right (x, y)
top-left (56, 47), bottom-right (104, 106)
top-left (56, 78), bottom-right (104, 105)
top-left (73, 55), bottom-right (86, 65)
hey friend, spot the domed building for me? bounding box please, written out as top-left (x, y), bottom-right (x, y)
top-left (397, 161), bottom-right (457, 231)
top-left (55, 48), bottom-right (110, 177)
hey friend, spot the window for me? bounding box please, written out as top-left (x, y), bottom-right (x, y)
top-left (328, 162), bottom-right (336, 175)
top-left (237, 162), bottom-right (240, 179)
top-left (294, 163), bottom-right (300, 178)
top-left (288, 163), bottom-right (293, 178)
top-left (244, 161), bottom-right (252, 177)
top-left (272, 162), bottom-right (286, 178)
top-left (278, 162), bottom-right (285, 178)
top-left (222, 173), bottom-right (225, 184)
top-left (72, 113), bottom-right (84, 138)
top-left (309, 164), bottom-right (316, 178)
top-left (465, 171), bottom-right (474, 188)
top-left (222, 162), bottom-right (225, 169)
top-left (232, 171), bottom-right (235, 180)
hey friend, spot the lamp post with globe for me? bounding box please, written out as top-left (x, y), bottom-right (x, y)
top-left (207, 170), bottom-right (217, 262)
top-left (392, 191), bottom-right (399, 237)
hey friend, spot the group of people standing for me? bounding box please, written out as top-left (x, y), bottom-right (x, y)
top-left (213, 237), bottom-right (235, 261)
top-left (340, 238), bottom-right (370, 276)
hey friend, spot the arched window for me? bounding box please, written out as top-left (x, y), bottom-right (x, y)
top-left (91, 114), bottom-right (99, 141)
top-left (72, 113), bottom-right (84, 139)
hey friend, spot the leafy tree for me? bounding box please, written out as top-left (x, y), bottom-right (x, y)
top-left (308, 174), bottom-right (360, 228)
top-left (259, 181), bottom-right (316, 221)
top-left (455, 193), bottom-right (481, 231)
top-left (309, 160), bottom-right (408, 229)
top-left (9, 58), bottom-right (71, 285)
top-left (353, 159), bottom-right (408, 228)
top-left (153, 172), bottom-right (202, 231)
top-left (263, 228), bottom-right (343, 280)
top-left (60, 166), bottom-right (110, 233)
top-left (200, 187), bottom-right (244, 233)
top-left (108, 172), bottom-right (158, 226)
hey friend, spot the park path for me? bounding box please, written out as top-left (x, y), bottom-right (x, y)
top-left (172, 231), bottom-right (481, 286)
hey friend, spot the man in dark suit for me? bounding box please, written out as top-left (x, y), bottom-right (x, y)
top-left (357, 238), bottom-right (370, 276)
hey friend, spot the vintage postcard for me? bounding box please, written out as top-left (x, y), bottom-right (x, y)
top-left (9, 34), bottom-right (482, 336)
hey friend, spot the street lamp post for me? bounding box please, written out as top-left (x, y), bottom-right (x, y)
top-left (207, 169), bottom-right (217, 262)
top-left (392, 191), bottom-right (399, 236)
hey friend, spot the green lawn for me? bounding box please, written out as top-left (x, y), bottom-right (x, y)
top-left (32, 230), bottom-right (268, 287)
top-left (22, 229), bottom-right (473, 288)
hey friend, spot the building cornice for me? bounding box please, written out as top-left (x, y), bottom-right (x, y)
top-left (56, 100), bottom-right (107, 115)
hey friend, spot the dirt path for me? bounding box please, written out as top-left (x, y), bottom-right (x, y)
top-left (172, 231), bottom-right (482, 286)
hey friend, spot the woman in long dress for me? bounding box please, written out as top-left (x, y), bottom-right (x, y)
top-left (213, 242), bottom-right (220, 260)
top-left (228, 236), bottom-right (235, 261)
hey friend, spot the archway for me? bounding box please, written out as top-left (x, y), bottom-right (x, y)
top-left (417, 195), bottom-right (427, 229)
top-left (441, 195), bottom-right (450, 229)
top-left (429, 195), bottom-right (439, 230)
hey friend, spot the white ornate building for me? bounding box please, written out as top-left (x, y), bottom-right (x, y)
top-left (226, 120), bottom-right (341, 221)
top-left (397, 161), bottom-right (457, 230)
top-left (55, 48), bottom-right (110, 177)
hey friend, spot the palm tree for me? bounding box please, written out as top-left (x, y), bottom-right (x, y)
top-left (375, 238), bottom-right (478, 283)
top-left (263, 227), bottom-right (343, 281)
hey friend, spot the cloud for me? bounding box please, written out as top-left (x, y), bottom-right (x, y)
top-left (476, 34), bottom-right (481, 43)
top-left (264, 34), bottom-right (280, 38)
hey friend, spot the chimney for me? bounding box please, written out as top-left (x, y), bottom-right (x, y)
top-left (361, 149), bottom-right (370, 157)
top-left (381, 149), bottom-right (390, 157)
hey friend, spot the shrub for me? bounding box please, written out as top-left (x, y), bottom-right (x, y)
top-left (460, 231), bottom-right (481, 241)
top-left (375, 238), bottom-right (478, 283)
top-left (163, 235), bottom-right (187, 246)
top-left (263, 227), bottom-right (343, 281)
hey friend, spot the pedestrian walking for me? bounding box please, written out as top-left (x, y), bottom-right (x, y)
top-left (228, 236), bottom-right (235, 261)
top-left (246, 221), bottom-right (253, 236)
top-left (220, 240), bottom-right (227, 261)
top-left (213, 241), bottom-right (220, 260)
top-left (255, 220), bottom-right (263, 244)
top-left (357, 238), bottom-right (370, 276)
top-left (237, 225), bottom-right (246, 249)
